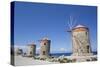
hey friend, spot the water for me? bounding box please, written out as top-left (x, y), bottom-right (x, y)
top-left (36, 52), bottom-right (97, 57)
top-left (50, 53), bottom-right (72, 57)
top-left (50, 52), bottom-right (97, 57)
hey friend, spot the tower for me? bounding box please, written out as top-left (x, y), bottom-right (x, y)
top-left (39, 37), bottom-right (51, 59)
top-left (71, 25), bottom-right (92, 56)
top-left (15, 48), bottom-right (23, 56)
top-left (27, 43), bottom-right (36, 57)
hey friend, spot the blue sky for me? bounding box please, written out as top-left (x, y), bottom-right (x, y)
top-left (13, 1), bottom-right (97, 53)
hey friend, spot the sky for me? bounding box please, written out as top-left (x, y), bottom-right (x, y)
top-left (13, 1), bottom-right (97, 53)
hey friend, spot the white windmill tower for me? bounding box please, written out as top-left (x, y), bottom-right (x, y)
top-left (67, 15), bottom-right (92, 56)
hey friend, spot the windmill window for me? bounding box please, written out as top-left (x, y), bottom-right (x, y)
top-left (43, 51), bottom-right (46, 55)
top-left (44, 43), bottom-right (46, 45)
top-left (30, 51), bottom-right (32, 54)
top-left (87, 45), bottom-right (89, 53)
top-left (86, 32), bottom-right (88, 35)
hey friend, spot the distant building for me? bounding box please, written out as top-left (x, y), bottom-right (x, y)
top-left (15, 48), bottom-right (23, 56)
top-left (27, 43), bottom-right (36, 57)
top-left (71, 24), bottom-right (92, 56)
top-left (39, 37), bottom-right (51, 59)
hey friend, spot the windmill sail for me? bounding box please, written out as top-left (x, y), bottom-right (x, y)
top-left (67, 15), bottom-right (77, 31)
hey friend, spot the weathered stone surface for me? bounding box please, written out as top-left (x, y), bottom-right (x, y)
top-left (39, 37), bottom-right (51, 59)
top-left (72, 25), bottom-right (92, 56)
top-left (27, 44), bottom-right (36, 57)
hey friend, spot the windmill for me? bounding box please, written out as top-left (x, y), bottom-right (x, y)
top-left (67, 15), bottom-right (77, 32)
top-left (38, 37), bottom-right (51, 59)
top-left (66, 15), bottom-right (80, 54)
top-left (67, 15), bottom-right (92, 56)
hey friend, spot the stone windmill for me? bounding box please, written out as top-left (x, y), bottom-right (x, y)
top-left (27, 43), bottom-right (36, 57)
top-left (67, 15), bottom-right (92, 56)
top-left (39, 37), bottom-right (51, 59)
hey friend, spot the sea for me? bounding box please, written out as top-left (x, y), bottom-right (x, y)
top-left (50, 52), bottom-right (97, 57)
top-left (36, 52), bottom-right (97, 57)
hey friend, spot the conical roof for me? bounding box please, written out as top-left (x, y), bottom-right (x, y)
top-left (74, 24), bottom-right (86, 28)
top-left (42, 37), bottom-right (48, 40)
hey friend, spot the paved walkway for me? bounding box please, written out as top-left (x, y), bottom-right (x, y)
top-left (15, 56), bottom-right (58, 66)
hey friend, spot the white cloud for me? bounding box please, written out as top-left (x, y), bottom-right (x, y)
top-left (36, 47), bottom-right (40, 51)
top-left (36, 47), bottom-right (40, 53)
top-left (14, 45), bottom-right (27, 49)
top-left (50, 48), bottom-right (68, 53)
top-left (60, 48), bottom-right (67, 52)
